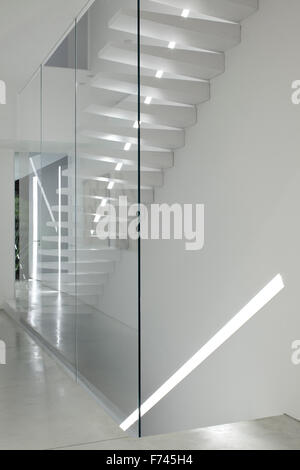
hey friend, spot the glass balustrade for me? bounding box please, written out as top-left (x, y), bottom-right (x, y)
top-left (15, 0), bottom-right (140, 436)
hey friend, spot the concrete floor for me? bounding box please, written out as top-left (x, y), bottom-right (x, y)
top-left (10, 280), bottom-right (138, 420)
top-left (0, 310), bottom-right (300, 450)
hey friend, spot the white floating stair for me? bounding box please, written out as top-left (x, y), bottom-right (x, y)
top-left (40, 272), bottom-right (109, 285)
top-left (82, 188), bottom-right (155, 204)
top-left (57, 186), bottom-right (146, 203)
top-left (109, 9), bottom-right (241, 51)
top-left (44, 281), bottom-right (104, 296)
top-left (51, 205), bottom-right (71, 214)
top-left (64, 187), bottom-right (155, 204)
top-left (42, 235), bottom-right (79, 244)
top-left (39, 247), bottom-right (121, 262)
top-left (90, 70), bottom-right (210, 106)
top-left (79, 148), bottom-right (174, 171)
top-left (147, 0), bottom-right (258, 22)
top-left (84, 102), bottom-right (196, 129)
top-left (38, 245), bottom-right (119, 303)
top-left (98, 42), bottom-right (225, 80)
top-left (80, 114), bottom-right (185, 150)
top-left (62, 168), bottom-right (163, 189)
top-left (47, 221), bottom-right (69, 229)
top-left (59, 187), bottom-right (70, 196)
top-left (42, 234), bottom-right (125, 245)
top-left (39, 260), bottom-right (115, 274)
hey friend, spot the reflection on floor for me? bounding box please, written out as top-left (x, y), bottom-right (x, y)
top-left (0, 310), bottom-right (300, 450)
top-left (6, 281), bottom-right (138, 427)
top-left (0, 312), bottom-right (300, 450)
top-left (0, 310), bottom-right (125, 450)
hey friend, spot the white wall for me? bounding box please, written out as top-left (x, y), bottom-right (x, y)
top-left (0, 150), bottom-right (14, 307)
top-left (141, 0), bottom-right (300, 435)
top-left (0, 79), bottom-right (16, 309)
top-left (0, 0), bottom-right (90, 142)
top-left (0, 81), bottom-right (17, 142)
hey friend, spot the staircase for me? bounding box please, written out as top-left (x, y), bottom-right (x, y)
top-left (39, 0), bottom-right (258, 308)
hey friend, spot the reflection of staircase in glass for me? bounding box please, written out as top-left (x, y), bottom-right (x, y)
top-left (40, 0), bottom-right (258, 307)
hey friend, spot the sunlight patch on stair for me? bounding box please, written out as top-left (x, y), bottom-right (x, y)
top-left (181, 9), bottom-right (190, 18)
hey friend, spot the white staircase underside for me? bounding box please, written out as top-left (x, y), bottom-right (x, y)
top-left (80, 149), bottom-right (174, 171)
top-left (84, 102), bottom-right (196, 129)
top-left (91, 71), bottom-right (210, 106)
top-left (80, 114), bottom-right (185, 150)
top-left (109, 10), bottom-right (241, 52)
top-left (99, 42), bottom-right (225, 80)
top-left (39, 0), bottom-right (258, 308)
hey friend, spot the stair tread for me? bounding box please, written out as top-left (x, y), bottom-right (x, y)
top-left (147, 0), bottom-right (258, 22)
top-left (79, 122), bottom-right (185, 150)
top-left (78, 145), bottom-right (174, 170)
top-left (62, 168), bottom-right (163, 188)
top-left (109, 9), bottom-right (241, 52)
top-left (90, 70), bottom-right (210, 106)
top-left (57, 188), bottom-right (154, 203)
top-left (99, 42), bottom-right (225, 80)
top-left (84, 101), bottom-right (196, 129)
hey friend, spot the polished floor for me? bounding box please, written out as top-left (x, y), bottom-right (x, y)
top-left (0, 309), bottom-right (300, 450)
top-left (0, 310), bottom-right (125, 450)
top-left (10, 280), bottom-right (138, 424)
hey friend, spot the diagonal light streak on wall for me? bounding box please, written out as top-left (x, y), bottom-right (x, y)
top-left (120, 274), bottom-right (285, 431)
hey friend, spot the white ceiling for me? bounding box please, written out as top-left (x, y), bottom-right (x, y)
top-left (0, 0), bottom-right (90, 88)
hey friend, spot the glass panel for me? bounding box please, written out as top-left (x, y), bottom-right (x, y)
top-left (37, 23), bottom-right (77, 368)
top-left (138, 0), bottom-right (299, 439)
top-left (15, 71), bottom-right (43, 328)
top-left (75, 0), bottom-right (140, 435)
top-left (15, 0), bottom-right (141, 436)
top-left (15, 23), bottom-right (77, 370)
